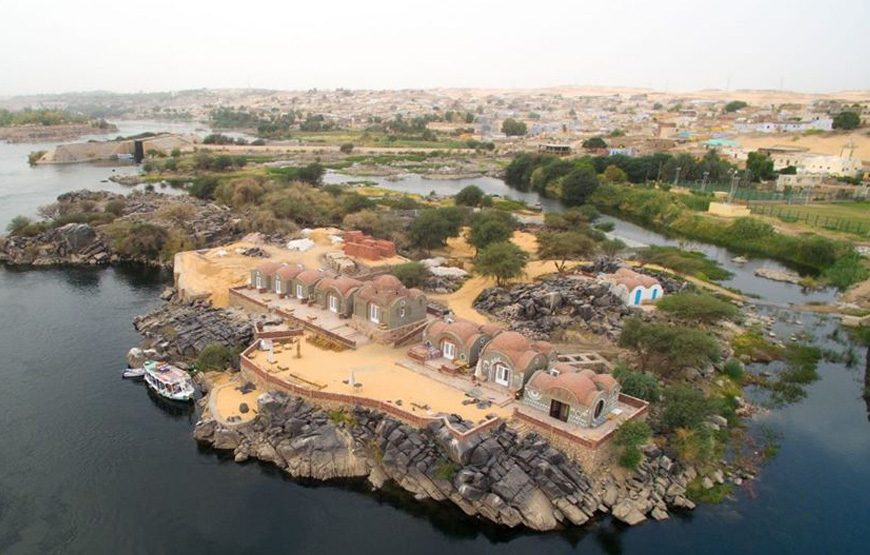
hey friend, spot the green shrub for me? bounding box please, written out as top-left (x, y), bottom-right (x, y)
top-left (197, 342), bottom-right (234, 370)
top-left (662, 385), bottom-right (711, 430)
top-left (613, 365), bottom-right (661, 402)
top-left (722, 358), bottom-right (744, 381)
top-left (391, 262), bottom-right (430, 288)
top-left (619, 317), bottom-right (720, 375)
top-left (657, 292), bottom-right (739, 323)
top-left (435, 460), bottom-right (459, 481)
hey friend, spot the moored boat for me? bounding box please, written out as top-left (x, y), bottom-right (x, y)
top-left (143, 361), bottom-right (195, 402)
top-left (122, 367), bottom-right (145, 379)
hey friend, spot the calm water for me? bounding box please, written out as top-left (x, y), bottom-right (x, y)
top-left (1, 136), bottom-right (869, 553)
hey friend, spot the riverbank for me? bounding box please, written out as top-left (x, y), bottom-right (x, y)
top-left (194, 389), bottom-right (697, 529)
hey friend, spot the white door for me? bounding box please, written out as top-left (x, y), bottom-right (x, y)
top-left (255, 275), bottom-right (263, 288)
top-left (296, 284), bottom-right (304, 299)
top-left (369, 303), bottom-right (380, 323)
top-left (442, 341), bottom-right (456, 360)
top-left (274, 277), bottom-right (281, 294)
top-left (494, 363), bottom-right (510, 386)
top-left (328, 294), bottom-right (339, 313)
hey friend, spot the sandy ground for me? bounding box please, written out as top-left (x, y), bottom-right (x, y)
top-left (248, 340), bottom-right (510, 422)
top-left (735, 131), bottom-right (870, 162)
top-left (174, 228), bottom-right (405, 307)
top-left (431, 229), bottom-right (557, 323)
top-left (209, 373), bottom-right (260, 425)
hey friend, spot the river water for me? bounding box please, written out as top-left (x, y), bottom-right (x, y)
top-left (1, 131), bottom-right (868, 553)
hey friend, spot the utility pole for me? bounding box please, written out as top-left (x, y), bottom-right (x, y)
top-left (701, 171), bottom-right (709, 192)
top-left (674, 166), bottom-right (681, 187)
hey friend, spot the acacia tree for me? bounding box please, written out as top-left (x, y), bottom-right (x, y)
top-left (467, 210), bottom-right (517, 254)
top-left (537, 231), bottom-right (597, 273)
top-left (833, 111), bottom-right (860, 130)
top-left (475, 241), bottom-right (528, 286)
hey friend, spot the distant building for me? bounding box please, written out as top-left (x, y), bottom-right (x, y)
top-left (599, 268), bottom-right (663, 306)
top-left (538, 143), bottom-right (572, 156)
top-left (734, 117), bottom-right (833, 134)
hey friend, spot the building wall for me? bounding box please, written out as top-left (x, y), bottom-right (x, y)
top-left (352, 295), bottom-right (426, 330)
top-left (521, 387), bottom-right (620, 428)
top-left (314, 287), bottom-right (357, 317)
top-left (250, 269), bottom-right (273, 291)
top-left (476, 351), bottom-right (548, 393)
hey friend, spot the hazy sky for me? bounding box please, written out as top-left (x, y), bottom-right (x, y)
top-left (1, 0), bottom-right (868, 96)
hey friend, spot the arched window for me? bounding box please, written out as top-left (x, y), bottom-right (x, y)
top-left (593, 399), bottom-right (605, 420)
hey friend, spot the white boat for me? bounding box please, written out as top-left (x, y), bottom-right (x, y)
top-left (122, 367), bottom-right (145, 379)
top-left (143, 361), bottom-right (195, 402)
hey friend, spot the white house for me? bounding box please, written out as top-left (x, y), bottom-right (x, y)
top-left (599, 268), bottom-right (663, 306)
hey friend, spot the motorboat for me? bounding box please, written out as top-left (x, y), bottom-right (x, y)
top-left (122, 367), bottom-right (145, 379)
top-left (143, 361), bottom-right (195, 402)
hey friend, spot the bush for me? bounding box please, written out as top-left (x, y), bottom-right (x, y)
top-left (656, 292), bottom-right (739, 323)
top-left (188, 176), bottom-right (219, 200)
top-left (455, 185), bottom-right (485, 207)
top-left (391, 262), bottom-right (430, 288)
top-left (197, 342), bottom-right (234, 370)
top-left (613, 365), bottom-right (661, 402)
top-left (339, 143), bottom-right (354, 154)
top-left (619, 317), bottom-right (720, 375)
top-left (105, 221), bottom-right (169, 259)
top-left (475, 241), bottom-right (528, 286)
top-left (105, 199), bottom-right (126, 217)
top-left (614, 420), bottom-right (651, 470)
top-left (661, 385), bottom-right (710, 430)
top-left (635, 246), bottom-right (732, 281)
top-left (6, 215), bottom-right (33, 235)
top-left (722, 358), bottom-right (744, 381)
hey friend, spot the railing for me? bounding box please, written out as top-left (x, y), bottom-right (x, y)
top-left (239, 344), bottom-right (501, 442)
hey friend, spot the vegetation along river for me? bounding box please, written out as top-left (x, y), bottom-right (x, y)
top-left (1, 128), bottom-right (868, 553)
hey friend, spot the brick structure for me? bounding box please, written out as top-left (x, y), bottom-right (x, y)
top-left (343, 230), bottom-right (396, 261)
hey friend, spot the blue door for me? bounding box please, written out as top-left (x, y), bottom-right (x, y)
top-left (651, 288), bottom-right (658, 300)
top-left (634, 289), bottom-right (642, 305)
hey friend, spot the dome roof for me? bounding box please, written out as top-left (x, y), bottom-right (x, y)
top-left (372, 274), bottom-right (403, 291)
top-left (317, 276), bottom-right (363, 296)
top-left (256, 261), bottom-right (283, 275)
top-left (527, 368), bottom-right (606, 407)
top-left (296, 269), bottom-right (328, 285)
top-left (485, 331), bottom-right (532, 357)
top-left (275, 264), bottom-right (305, 280)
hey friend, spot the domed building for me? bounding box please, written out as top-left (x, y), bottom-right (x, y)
top-left (474, 331), bottom-right (554, 395)
top-left (250, 261), bottom-right (284, 291)
top-left (351, 274), bottom-right (428, 343)
top-left (314, 275), bottom-right (364, 317)
top-left (521, 365), bottom-right (620, 428)
top-left (273, 264), bottom-right (305, 297)
top-left (422, 318), bottom-right (503, 367)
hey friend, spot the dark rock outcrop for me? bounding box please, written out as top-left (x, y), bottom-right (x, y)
top-left (133, 295), bottom-right (254, 360)
top-left (194, 391), bottom-right (695, 530)
top-left (473, 275), bottom-right (633, 340)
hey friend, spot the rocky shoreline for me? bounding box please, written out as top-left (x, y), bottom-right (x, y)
top-left (0, 190), bottom-right (244, 268)
top-left (194, 390), bottom-right (699, 530)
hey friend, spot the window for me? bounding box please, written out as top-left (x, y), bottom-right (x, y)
top-left (255, 275), bottom-right (263, 289)
top-left (274, 277), bottom-right (281, 293)
top-left (369, 303), bottom-right (380, 323)
top-left (328, 294), bottom-right (339, 313)
top-left (296, 284), bottom-right (304, 299)
top-left (593, 399), bottom-right (605, 420)
top-left (442, 341), bottom-right (456, 360)
top-left (494, 363), bottom-right (510, 386)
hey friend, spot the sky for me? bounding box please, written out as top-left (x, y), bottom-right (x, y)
top-left (1, 0), bottom-right (868, 96)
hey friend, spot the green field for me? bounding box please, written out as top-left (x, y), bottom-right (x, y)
top-left (750, 201), bottom-right (870, 236)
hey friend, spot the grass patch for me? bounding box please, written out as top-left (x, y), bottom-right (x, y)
top-left (434, 460), bottom-right (459, 481)
top-left (635, 245), bottom-right (732, 282)
top-left (732, 330), bottom-right (784, 362)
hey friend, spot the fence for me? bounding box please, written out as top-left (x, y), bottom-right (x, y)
top-left (239, 342), bottom-right (502, 443)
top-left (748, 203), bottom-right (868, 235)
